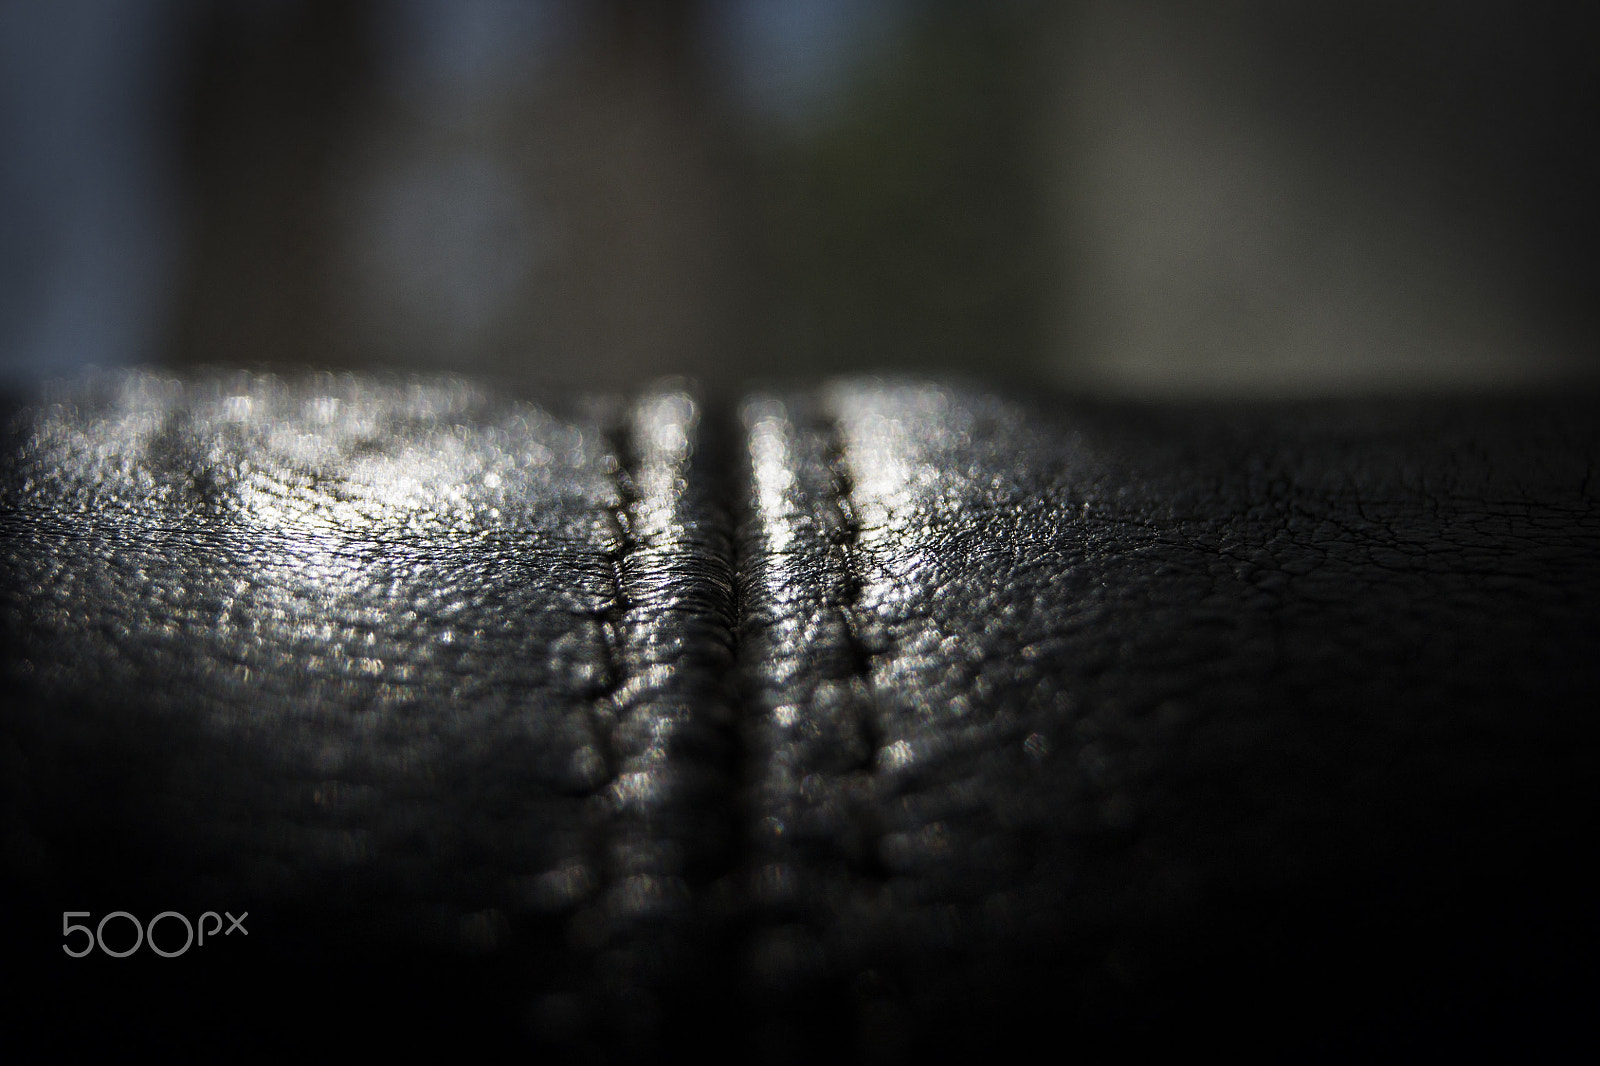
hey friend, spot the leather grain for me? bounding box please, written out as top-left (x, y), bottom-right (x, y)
top-left (2, 371), bottom-right (1597, 1061)
top-left (735, 382), bottom-right (1600, 1059)
top-left (1, 372), bottom-right (741, 1058)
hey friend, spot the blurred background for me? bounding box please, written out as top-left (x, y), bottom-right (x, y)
top-left (2, 0), bottom-right (1596, 398)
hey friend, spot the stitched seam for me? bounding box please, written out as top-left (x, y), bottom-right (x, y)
top-left (819, 412), bottom-right (882, 770)
top-left (596, 410), bottom-right (638, 778)
top-left (821, 414), bottom-right (869, 679)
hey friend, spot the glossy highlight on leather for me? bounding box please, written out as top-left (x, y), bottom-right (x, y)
top-left (3, 371), bottom-right (1598, 1061)
top-left (736, 381), bottom-right (1600, 1057)
top-left (1, 371), bottom-right (739, 1056)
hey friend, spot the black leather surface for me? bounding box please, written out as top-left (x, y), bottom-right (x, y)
top-left (3, 371), bottom-right (1597, 1061)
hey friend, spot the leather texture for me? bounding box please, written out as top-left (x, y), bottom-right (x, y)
top-left (3, 371), bottom-right (1598, 1061)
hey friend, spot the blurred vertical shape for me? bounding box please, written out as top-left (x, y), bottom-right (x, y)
top-left (166, 0), bottom-right (753, 390)
top-left (335, 0), bottom-right (576, 374)
top-left (0, 0), bottom-right (187, 388)
top-left (492, 0), bottom-right (752, 389)
top-left (729, 2), bottom-right (1051, 383)
top-left (169, 0), bottom-right (378, 371)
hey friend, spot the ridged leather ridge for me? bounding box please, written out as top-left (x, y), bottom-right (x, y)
top-left (3, 371), bottom-right (1597, 1061)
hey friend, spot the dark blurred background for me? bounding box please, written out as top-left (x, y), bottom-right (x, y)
top-left (2, 0), bottom-right (1596, 397)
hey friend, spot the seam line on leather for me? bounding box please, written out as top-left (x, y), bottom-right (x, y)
top-left (815, 405), bottom-right (884, 775)
top-left (595, 405), bottom-right (638, 783)
top-left (738, 394), bottom-right (883, 776)
top-left (586, 391), bottom-right (744, 1006)
top-left (821, 412), bottom-right (875, 690)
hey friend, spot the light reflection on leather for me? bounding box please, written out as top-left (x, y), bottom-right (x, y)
top-left (3, 371), bottom-right (1597, 1058)
top-left (0, 372), bottom-right (735, 965)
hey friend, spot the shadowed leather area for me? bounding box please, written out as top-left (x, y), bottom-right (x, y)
top-left (2, 372), bottom-right (1597, 1061)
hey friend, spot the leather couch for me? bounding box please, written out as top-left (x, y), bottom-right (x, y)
top-left (3, 371), bottom-right (1596, 1061)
